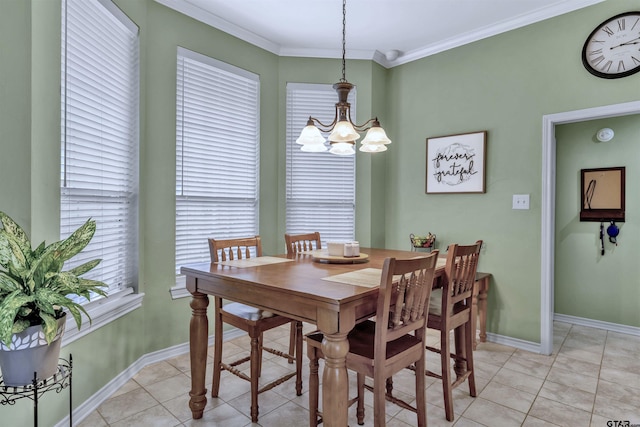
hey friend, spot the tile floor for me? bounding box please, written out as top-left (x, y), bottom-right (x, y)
top-left (78, 321), bottom-right (640, 426)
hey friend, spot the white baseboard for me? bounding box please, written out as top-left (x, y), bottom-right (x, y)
top-left (54, 328), bottom-right (245, 427)
top-left (554, 313), bottom-right (640, 337)
top-left (484, 332), bottom-right (542, 353)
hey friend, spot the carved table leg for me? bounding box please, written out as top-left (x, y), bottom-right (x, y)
top-left (472, 273), bottom-right (491, 349)
top-left (322, 332), bottom-right (349, 427)
top-left (189, 291), bottom-right (209, 419)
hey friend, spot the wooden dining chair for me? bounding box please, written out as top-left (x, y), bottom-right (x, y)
top-left (283, 232), bottom-right (321, 357)
top-left (306, 251), bottom-right (440, 427)
top-left (208, 236), bottom-right (302, 423)
top-left (424, 240), bottom-right (482, 421)
top-left (285, 231), bottom-right (322, 254)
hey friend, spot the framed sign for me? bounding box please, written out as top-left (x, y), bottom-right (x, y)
top-left (580, 166), bottom-right (625, 222)
top-left (426, 131), bottom-right (486, 194)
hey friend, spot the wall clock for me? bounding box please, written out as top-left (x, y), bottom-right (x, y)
top-left (581, 11), bottom-right (640, 79)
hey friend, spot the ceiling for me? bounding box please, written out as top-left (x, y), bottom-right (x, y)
top-left (155, 0), bottom-right (603, 67)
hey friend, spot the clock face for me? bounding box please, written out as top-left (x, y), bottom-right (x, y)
top-left (582, 12), bottom-right (640, 79)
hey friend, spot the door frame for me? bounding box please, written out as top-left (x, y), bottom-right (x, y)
top-left (540, 100), bottom-right (640, 355)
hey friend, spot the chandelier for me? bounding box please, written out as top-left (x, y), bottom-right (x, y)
top-left (295, 0), bottom-right (391, 156)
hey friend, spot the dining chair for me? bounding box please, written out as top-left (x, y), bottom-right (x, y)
top-left (285, 231), bottom-right (322, 254)
top-left (424, 240), bottom-right (482, 421)
top-left (306, 251), bottom-right (440, 427)
top-left (284, 232), bottom-right (321, 357)
top-left (208, 236), bottom-right (302, 423)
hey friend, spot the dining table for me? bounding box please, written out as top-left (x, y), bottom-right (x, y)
top-left (181, 247), bottom-right (489, 426)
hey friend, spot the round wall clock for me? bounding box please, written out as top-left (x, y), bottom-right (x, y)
top-left (581, 11), bottom-right (640, 79)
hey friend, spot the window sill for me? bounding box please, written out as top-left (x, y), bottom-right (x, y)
top-left (61, 288), bottom-right (144, 346)
top-left (170, 275), bottom-right (190, 299)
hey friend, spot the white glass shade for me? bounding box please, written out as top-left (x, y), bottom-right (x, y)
top-left (296, 124), bottom-right (327, 146)
top-left (328, 120), bottom-right (359, 143)
top-left (360, 126), bottom-right (391, 145)
top-left (359, 142), bottom-right (387, 152)
top-left (301, 141), bottom-right (328, 152)
top-left (329, 141), bottom-right (356, 155)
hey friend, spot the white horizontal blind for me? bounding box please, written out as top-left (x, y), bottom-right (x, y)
top-left (176, 48), bottom-right (260, 273)
top-left (60, 0), bottom-right (139, 299)
top-left (286, 83), bottom-right (355, 245)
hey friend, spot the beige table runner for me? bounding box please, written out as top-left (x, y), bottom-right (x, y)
top-left (216, 256), bottom-right (293, 268)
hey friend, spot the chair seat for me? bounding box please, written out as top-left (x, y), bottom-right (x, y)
top-left (350, 321), bottom-right (423, 360)
top-left (222, 302), bottom-right (274, 320)
top-left (307, 322), bottom-right (422, 361)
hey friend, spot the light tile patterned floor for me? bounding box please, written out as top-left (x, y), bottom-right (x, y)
top-left (78, 322), bottom-right (640, 426)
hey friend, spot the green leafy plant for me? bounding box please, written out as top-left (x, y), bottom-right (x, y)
top-left (0, 211), bottom-right (107, 346)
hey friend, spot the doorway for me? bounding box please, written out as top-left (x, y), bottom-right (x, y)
top-left (540, 100), bottom-right (640, 355)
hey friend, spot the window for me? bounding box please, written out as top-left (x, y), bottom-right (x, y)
top-left (175, 48), bottom-right (260, 276)
top-left (285, 83), bottom-right (356, 245)
top-left (60, 0), bottom-right (141, 342)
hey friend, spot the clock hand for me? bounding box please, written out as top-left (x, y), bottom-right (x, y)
top-left (609, 36), bottom-right (640, 49)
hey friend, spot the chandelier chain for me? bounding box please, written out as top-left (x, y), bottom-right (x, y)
top-left (341, 0), bottom-right (347, 82)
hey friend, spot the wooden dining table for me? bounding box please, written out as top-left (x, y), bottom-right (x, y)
top-left (182, 247), bottom-right (489, 426)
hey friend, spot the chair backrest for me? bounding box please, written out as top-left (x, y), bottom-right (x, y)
top-left (442, 240), bottom-right (482, 309)
top-left (285, 232), bottom-right (322, 254)
top-left (208, 236), bottom-right (262, 262)
top-left (375, 251), bottom-right (440, 352)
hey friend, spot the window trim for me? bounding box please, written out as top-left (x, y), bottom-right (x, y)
top-left (174, 47), bottom-right (260, 292)
top-left (60, 0), bottom-right (142, 327)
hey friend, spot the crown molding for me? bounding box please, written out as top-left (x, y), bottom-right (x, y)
top-left (154, 0), bottom-right (281, 54)
top-left (155, 0), bottom-right (604, 68)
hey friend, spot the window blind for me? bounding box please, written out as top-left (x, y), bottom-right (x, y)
top-left (176, 48), bottom-right (260, 273)
top-left (61, 0), bottom-right (139, 298)
top-left (285, 83), bottom-right (356, 245)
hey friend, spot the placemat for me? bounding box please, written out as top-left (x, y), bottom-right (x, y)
top-left (321, 268), bottom-right (383, 288)
top-left (216, 256), bottom-right (293, 268)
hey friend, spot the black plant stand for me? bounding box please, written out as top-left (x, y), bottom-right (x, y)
top-left (0, 355), bottom-right (73, 427)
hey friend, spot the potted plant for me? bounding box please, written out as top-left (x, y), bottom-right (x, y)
top-left (0, 211), bottom-right (107, 386)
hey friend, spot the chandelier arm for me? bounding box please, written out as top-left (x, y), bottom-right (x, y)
top-left (350, 117), bottom-right (379, 132)
top-left (307, 114), bottom-right (339, 132)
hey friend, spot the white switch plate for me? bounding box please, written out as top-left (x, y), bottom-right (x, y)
top-left (512, 194), bottom-right (530, 210)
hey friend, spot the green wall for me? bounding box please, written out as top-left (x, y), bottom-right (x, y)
top-left (0, 0), bottom-right (31, 230)
top-left (2, 0), bottom-right (640, 424)
top-left (555, 115), bottom-right (640, 326)
top-left (383, 0), bottom-right (640, 342)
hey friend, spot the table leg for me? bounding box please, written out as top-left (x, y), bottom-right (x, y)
top-left (478, 283), bottom-right (489, 343)
top-left (189, 291), bottom-right (209, 419)
top-left (472, 274), bottom-right (490, 349)
top-left (321, 332), bottom-right (349, 427)
top-left (471, 287), bottom-right (479, 350)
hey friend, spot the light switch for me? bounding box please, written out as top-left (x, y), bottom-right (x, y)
top-left (512, 194), bottom-right (530, 210)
